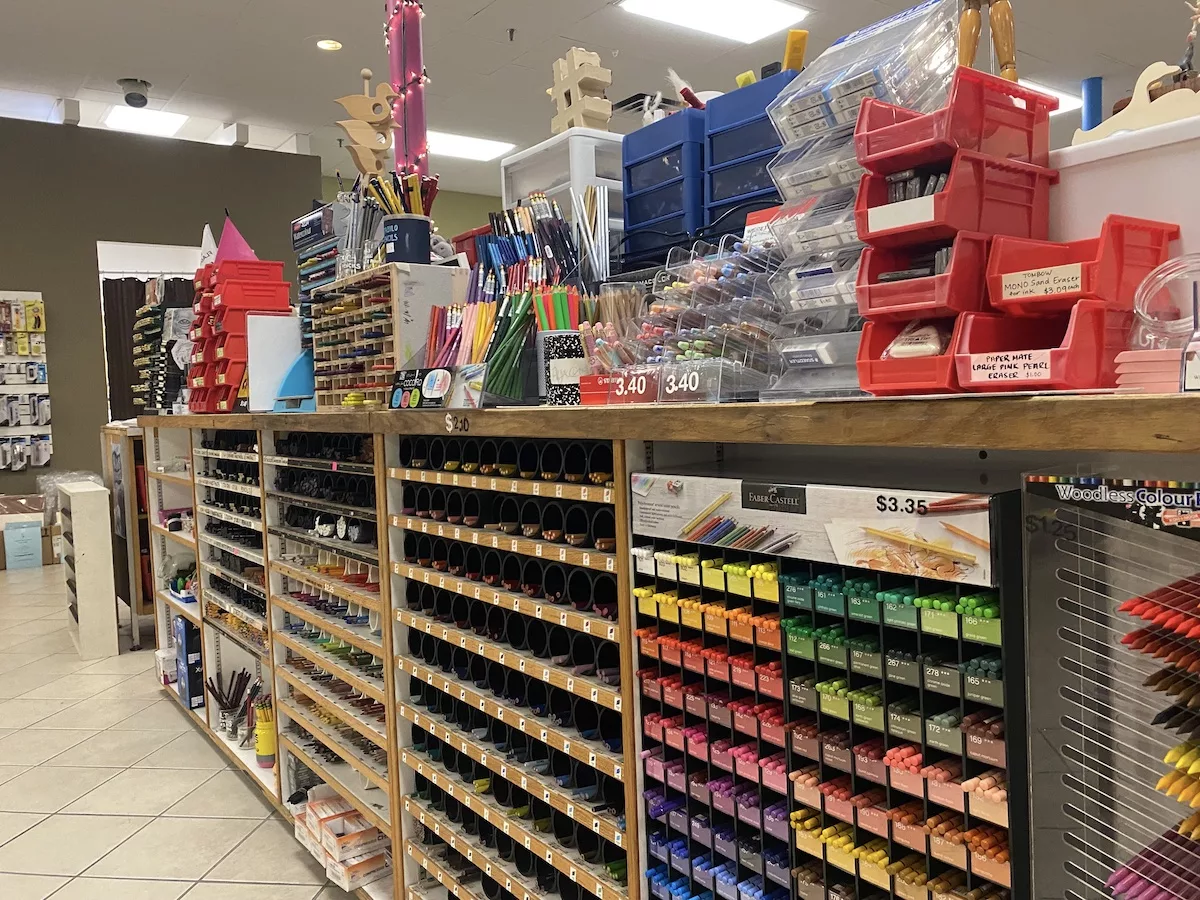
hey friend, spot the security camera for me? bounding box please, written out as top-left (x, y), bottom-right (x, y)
top-left (117, 78), bottom-right (151, 108)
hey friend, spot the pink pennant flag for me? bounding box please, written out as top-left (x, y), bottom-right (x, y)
top-left (214, 215), bottom-right (257, 263)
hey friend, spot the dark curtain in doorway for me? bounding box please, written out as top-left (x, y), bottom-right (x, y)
top-left (102, 277), bottom-right (193, 421)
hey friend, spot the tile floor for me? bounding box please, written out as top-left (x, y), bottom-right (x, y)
top-left (0, 564), bottom-right (357, 899)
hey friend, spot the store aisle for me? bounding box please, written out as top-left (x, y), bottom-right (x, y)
top-left (0, 565), bottom-right (355, 900)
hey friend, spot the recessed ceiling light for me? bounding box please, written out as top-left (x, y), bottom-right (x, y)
top-left (428, 130), bottom-right (515, 161)
top-left (317, 39), bottom-right (343, 51)
top-left (1020, 79), bottom-right (1084, 116)
top-left (104, 106), bottom-right (187, 137)
top-left (619, 0), bottom-right (808, 44)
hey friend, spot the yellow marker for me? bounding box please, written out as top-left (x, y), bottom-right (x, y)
top-left (783, 29), bottom-right (808, 72)
top-left (735, 70), bottom-right (757, 88)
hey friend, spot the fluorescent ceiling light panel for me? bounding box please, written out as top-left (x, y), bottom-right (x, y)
top-left (427, 130), bottom-right (514, 161)
top-left (104, 106), bottom-right (187, 136)
top-left (619, 0), bottom-right (808, 44)
top-left (1020, 79), bottom-right (1083, 116)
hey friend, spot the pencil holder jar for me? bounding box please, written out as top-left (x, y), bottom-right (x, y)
top-left (383, 214), bottom-right (432, 264)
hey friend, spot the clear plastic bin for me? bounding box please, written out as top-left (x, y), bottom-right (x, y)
top-left (626, 177), bottom-right (702, 227)
top-left (764, 330), bottom-right (865, 399)
top-left (771, 188), bottom-right (860, 256)
top-left (710, 117), bottom-right (781, 168)
top-left (772, 265), bottom-right (860, 313)
top-left (626, 144), bottom-right (704, 193)
top-left (709, 153), bottom-right (777, 204)
top-left (768, 125), bottom-right (863, 203)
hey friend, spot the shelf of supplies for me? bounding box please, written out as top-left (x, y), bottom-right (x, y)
top-left (311, 263), bottom-right (394, 298)
top-left (198, 504), bottom-right (264, 532)
top-left (0, 384), bottom-right (49, 394)
top-left (151, 523), bottom-right (197, 551)
top-left (198, 531), bottom-right (264, 566)
top-left (157, 590), bottom-right (200, 626)
top-left (393, 517), bottom-right (616, 574)
top-left (0, 425), bottom-right (51, 437)
top-left (267, 490), bottom-right (377, 522)
top-left (397, 702), bottom-right (624, 844)
top-left (194, 448), bottom-right (260, 463)
top-left (201, 560), bottom-right (266, 600)
top-left (399, 656), bottom-right (623, 780)
top-left (400, 750), bottom-right (626, 900)
top-left (195, 475), bottom-right (263, 497)
top-left (312, 319), bottom-right (394, 342)
top-left (390, 468), bottom-right (614, 505)
top-left (204, 613), bottom-right (269, 659)
top-left (269, 525), bottom-right (379, 568)
top-left (394, 563), bottom-right (617, 641)
top-left (262, 454), bottom-right (375, 476)
top-left (402, 808), bottom-right (552, 900)
top-left (207, 722), bottom-right (278, 797)
top-left (279, 698), bottom-right (389, 792)
top-left (147, 469), bottom-right (193, 487)
top-left (405, 839), bottom-right (488, 900)
top-left (274, 630), bottom-right (386, 704)
top-left (272, 559), bottom-right (382, 613)
top-left (280, 733), bottom-right (392, 835)
top-left (273, 593), bottom-right (384, 657)
top-left (0, 354), bottom-right (46, 364)
top-left (399, 609), bottom-right (621, 712)
top-left (277, 664), bottom-right (388, 747)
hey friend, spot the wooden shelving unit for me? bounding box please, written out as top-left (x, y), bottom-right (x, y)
top-left (310, 266), bottom-right (396, 409)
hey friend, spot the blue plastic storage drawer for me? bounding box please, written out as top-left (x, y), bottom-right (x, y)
top-left (626, 143), bottom-right (703, 194)
top-left (705, 187), bottom-right (779, 234)
top-left (624, 210), bottom-right (702, 255)
top-left (623, 109), bottom-right (706, 164)
top-left (709, 116), bottom-right (782, 167)
top-left (707, 150), bottom-right (776, 204)
top-left (705, 69), bottom-right (798, 134)
top-left (625, 176), bottom-right (702, 228)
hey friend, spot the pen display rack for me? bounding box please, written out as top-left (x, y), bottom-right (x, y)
top-left (192, 426), bottom-right (279, 798)
top-left (0, 290), bottom-right (51, 469)
top-left (388, 433), bottom-right (639, 900)
top-left (1024, 474), bottom-right (1200, 900)
top-left (264, 429), bottom-right (397, 846)
top-left (311, 267), bottom-right (396, 409)
top-left (630, 472), bottom-right (1024, 900)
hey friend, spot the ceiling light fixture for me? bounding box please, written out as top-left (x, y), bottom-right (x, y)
top-left (1020, 79), bottom-right (1084, 116)
top-left (317, 39), bottom-right (343, 51)
top-left (427, 130), bottom-right (515, 161)
top-left (103, 106), bottom-right (187, 137)
top-left (619, 0), bottom-right (809, 44)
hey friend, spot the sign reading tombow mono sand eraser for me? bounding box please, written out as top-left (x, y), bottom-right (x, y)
top-left (630, 473), bottom-right (995, 587)
top-left (1000, 263), bottom-right (1082, 299)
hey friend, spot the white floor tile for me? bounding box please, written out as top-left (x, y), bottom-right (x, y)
top-left (109, 698), bottom-right (193, 732)
top-left (76, 652), bottom-right (156, 676)
top-left (63, 767), bottom-right (214, 816)
top-left (36, 698), bottom-right (157, 730)
top-left (184, 884), bottom-right (323, 900)
top-left (0, 813), bottom-right (152, 875)
top-left (0, 764), bottom-right (29, 785)
top-left (0, 811), bottom-right (46, 847)
top-left (0, 729), bottom-right (96, 766)
top-left (133, 731), bottom-right (231, 770)
top-left (3, 655), bottom-right (90, 678)
top-left (203, 819), bottom-right (328, 885)
top-left (47, 878), bottom-right (191, 900)
top-left (44, 729), bottom-right (174, 768)
top-left (87, 677), bottom-right (164, 702)
top-left (0, 653), bottom-right (54, 675)
top-left (0, 766), bottom-right (120, 813)
top-left (83, 817), bottom-right (258, 880)
top-left (19, 674), bottom-right (134, 701)
top-left (0, 698), bottom-right (79, 729)
top-left (165, 770), bottom-right (275, 819)
top-left (0, 667), bottom-right (58, 699)
top-left (0, 873), bottom-right (69, 899)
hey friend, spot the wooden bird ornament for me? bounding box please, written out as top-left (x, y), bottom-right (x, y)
top-left (336, 68), bottom-right (397, 178)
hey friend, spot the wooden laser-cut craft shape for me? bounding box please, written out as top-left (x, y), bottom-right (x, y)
top-left (958, 0), bottom-right (1018, 82)
top-left (550, 47), bottom-right (613, 134)
top-left (336, 68), bottom-right (398, 179)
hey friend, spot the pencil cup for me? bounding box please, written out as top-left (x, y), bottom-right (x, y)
top-left (383, 214), bottom-right (432, 264)
top-left (536, 330), bottom-right (587, 405)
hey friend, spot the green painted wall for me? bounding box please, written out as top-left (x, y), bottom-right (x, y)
top-left (320, 176), bottom-right (497, 242)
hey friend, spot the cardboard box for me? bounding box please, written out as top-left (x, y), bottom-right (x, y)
top-left (306, 794), bottom-right (354, 837)
top-left (321, 813), bottom-right (390, 862)
top-left (325, 849), bottom-right (391, 892)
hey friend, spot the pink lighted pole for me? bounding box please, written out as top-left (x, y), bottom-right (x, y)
top-left (387, 0), bottom-right (429, 177)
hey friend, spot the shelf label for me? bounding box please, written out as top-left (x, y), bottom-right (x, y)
top-left (1002, 262), bottom-right (1082, 299)
top-left (968, 349), bottom-right (1052, 383)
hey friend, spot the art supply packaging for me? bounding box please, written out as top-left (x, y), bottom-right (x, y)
top-left (320, 812), bottom-right (390, 861)
top-left (325, 849), bottom-right (391, 892)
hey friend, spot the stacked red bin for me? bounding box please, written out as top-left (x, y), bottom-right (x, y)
top-left (851, 67), bottom-right (1060, 395)
top-left (188, 259), bottom-right (289, 412)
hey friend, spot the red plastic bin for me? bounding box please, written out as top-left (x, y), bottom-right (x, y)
top-left (195, 264), bottom-right (215, 291)
top-left (954, 300), bottom-right (1133, 392)
top-left (214, 385), bottom-right (240, 413)
top-left (451, 225), bottom-right (491, 267)
top-left (211, 279), bottom-right (290, 311)
top-left (855, 150), bottom-right (1057, 249)
top-left (189, 363), bottom-right (216, 390)
top-left (215, 259), bottom-right (285, 286)
top-left (191, 340), bottom-right (214, 366)
top-left (986, 214), bottom-right (1180, 316)
top-left (215, 332), bottom-right (247, 362)
top-left (856, 232), bottom-right (990, 321)
top-left (856, 316), bottom-right (967, 396)
top-left (214, 360), bottom-right (246, 389)
top-left (193, 291), bottom-right (214, 316)
top-left (189, 388), bottom-right (214, 413)
top-left (854, 67), bottom-right (1059, 175)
